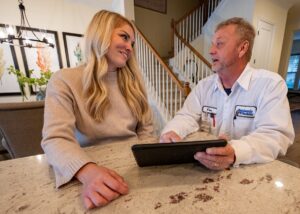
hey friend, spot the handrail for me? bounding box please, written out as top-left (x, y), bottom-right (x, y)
top-left (175, 0), bottom-right (221, 43)
top-left (135, 27), bottom-right (191, 121)
top-left (173, 25), bottom-right (211, 68)
top-left (136, 27), bottom-right (190, 96)
top-left (172, 0), bottom-right (221, 89)
top-left (174, 0), bottom-right (205, 26)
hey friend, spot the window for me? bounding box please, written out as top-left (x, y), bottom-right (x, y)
top-left (285, 54), bottom-right (300, 89)
top-left (285, 31), bottom-right (300, 91)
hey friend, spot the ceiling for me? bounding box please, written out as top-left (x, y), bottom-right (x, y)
top-left (272, 0), bottom-right (300, 9)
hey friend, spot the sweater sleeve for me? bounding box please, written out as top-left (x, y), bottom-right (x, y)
top-left (41, 72), bottom-right (94, 188)
top-left (136, 108), bottom-right (155, 140)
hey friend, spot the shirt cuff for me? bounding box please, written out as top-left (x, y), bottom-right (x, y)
top-left (229, 139), bottom-right (253, 167)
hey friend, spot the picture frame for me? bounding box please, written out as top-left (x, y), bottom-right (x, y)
top-left (18, 27), bottom-right (62, 93)
top-left (62, 32), bottom-right (84, 68)
top-left (0, 24), bottom-right (22, 96)
top-left (134, 0), bottom-right (167, 14)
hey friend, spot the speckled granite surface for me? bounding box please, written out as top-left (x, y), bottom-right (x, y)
top-left (1, 132), bottom-right (300, 214)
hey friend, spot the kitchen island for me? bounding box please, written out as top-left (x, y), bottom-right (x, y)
top-left (1, 133), bottom-right (299, 213)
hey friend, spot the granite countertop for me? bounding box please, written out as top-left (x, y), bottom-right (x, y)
top-left (0, 132), bottom-right (300, 213)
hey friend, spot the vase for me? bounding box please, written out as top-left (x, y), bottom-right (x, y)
top-left (36, 86), bottom-right (46, 101)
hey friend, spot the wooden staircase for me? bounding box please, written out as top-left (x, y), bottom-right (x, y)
top-left (134, 0), bottom-right (221, 128)
top-left (171, 0), bottom-right (222, 88)
top-left (135, 28), bottom-right (190, 123)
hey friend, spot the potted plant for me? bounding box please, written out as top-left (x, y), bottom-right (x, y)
top-left (7, 65), bottom-right (52, 101)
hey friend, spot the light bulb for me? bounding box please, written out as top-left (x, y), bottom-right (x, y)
top-left (0, 31), bottom-right (5, 38)
top-left (6, 26), bottom-right (15, 35)
top-left (47, 37), bottom-right (53, 44)
top-left (24, 37), bottom-right (31, 45)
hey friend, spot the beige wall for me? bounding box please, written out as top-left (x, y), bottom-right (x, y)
top-left (0, 0), bottom-right (134, 102)
top-left (0, 0), bottom-right (134, 69)
top-left (197, 0), bottom-right (255, 62)
top-left (278, 3), bottom-right (300, 78)
top-left (134, 0), bottom-right (200, 57)
top-left (252, 0), bottom-right (289, 73)
top-left (0, 0), bottom-right (105, 71)
top-left (112, 0), bottom-right (135, 20)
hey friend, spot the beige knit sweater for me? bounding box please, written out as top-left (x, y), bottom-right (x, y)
top-left (41, 66), bottom-right (153, 187)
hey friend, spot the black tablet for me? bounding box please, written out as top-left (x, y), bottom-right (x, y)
top-left (131, 139), bottom-right (227, 167)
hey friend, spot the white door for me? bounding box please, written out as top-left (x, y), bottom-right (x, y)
top-left (252, 20), bottom-right (274, 70)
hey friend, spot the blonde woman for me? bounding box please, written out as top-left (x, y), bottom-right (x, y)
top-left (42, 10), bottom-right (153, 209)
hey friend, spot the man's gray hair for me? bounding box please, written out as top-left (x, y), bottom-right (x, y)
top-left (216, 17), bottom-right (256, 62)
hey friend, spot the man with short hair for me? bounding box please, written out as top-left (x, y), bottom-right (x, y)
top-left (160, 17), bottom-right (294, 170)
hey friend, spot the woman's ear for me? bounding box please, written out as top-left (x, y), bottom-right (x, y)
top-left (238, 40), bottom-right (249, 58)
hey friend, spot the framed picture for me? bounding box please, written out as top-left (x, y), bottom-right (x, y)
top-left (18, 27), bottom-right (62, 93)
top-left (134, 0), bottom-right (167, 14)
top-left (0, 24), bottom-right (21, 96)
top-left (62, 32), bottom-right (84, 67)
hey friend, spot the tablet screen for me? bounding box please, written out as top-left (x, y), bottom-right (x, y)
top-left (131, 139), bottom-right (227, 167)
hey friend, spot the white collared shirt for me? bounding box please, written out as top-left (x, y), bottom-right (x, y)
top-left (162, 64), bottom-right (295, 166)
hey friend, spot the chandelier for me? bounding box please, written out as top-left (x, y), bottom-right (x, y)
top-left (0, 0), bottom-right (54, 48)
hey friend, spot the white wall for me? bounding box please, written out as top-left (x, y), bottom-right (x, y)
top-left (196, 0), bottom-right (255, 62)
top-left (134, 0), bottom-right (200, 57)
top-left (113, 0), bottom-right (135, 21)
top-left (278, 3), bottom-right (300, 78)
top-left (0, 0), bottom-right (133, 102)
top-left (191, 0), bottom-right (289, 74)
top-left (252, 0), bottom-right (289, 73)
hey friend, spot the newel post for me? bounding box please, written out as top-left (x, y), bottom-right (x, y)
top-left (184, 82), bottom-right (191, 97)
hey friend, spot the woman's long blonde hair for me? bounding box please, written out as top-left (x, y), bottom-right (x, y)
top-left (83, 10), bottom-right (150, 123)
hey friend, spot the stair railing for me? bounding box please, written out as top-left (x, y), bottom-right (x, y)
top-left (174, 0), bottom-right (221, 43)
top-left (172, 0), bottom-right (221, 88)
top-left (135, 28), bottom-right (190, 121)
top-left (173, 27), bottom-right (212, 88)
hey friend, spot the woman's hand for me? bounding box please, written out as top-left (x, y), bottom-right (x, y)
top-left (75, 163), bottom-right (129, 209)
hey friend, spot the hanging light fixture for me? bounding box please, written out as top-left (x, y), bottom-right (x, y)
top-left (0, 0), bottom-right (54, 48)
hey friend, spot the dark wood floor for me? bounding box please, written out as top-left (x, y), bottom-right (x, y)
top-left (281, 111), bottom-right (300, 167)
top-left (281, 93), bottom-right (300, 167)
top-left (288, 92), bottom-right (300, 112)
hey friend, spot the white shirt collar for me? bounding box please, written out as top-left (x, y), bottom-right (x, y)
top-left (213, 63), bottom-right (253, 92)
top-left (235, 63), bottom-right (252, 91)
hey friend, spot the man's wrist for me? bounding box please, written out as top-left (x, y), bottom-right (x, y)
top-left (232, 154), bottom-right (236, 165)
top-left (230, 154), bottom-right (236, 167)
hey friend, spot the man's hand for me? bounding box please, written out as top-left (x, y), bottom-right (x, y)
top-left (194, 144), bottom-right (235, 170)
top-left (75, 163), bottom-right (129, 209)
top-left (159, 131), bottom-right (181, 143)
